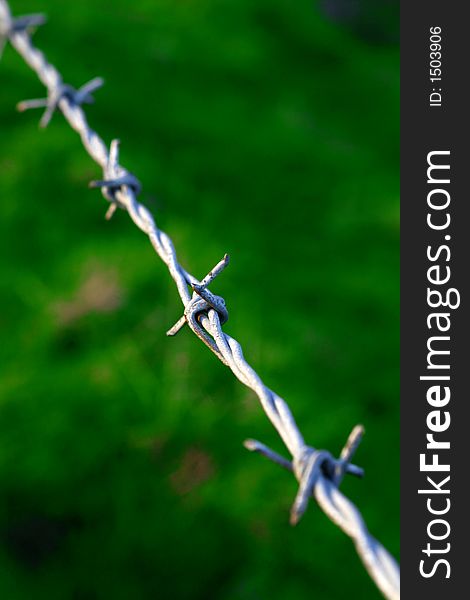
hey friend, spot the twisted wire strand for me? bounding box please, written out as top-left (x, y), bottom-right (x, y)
top-left (0, 2), bottom-right (400, 598)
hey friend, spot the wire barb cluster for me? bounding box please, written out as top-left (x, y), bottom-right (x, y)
top-left (0, 2), bottom-right (400, 598)
top-left (0, 9), bottom-right (45, 56)
top-left (18, 76), bottom-right (104, 127)
top-left (89, 139), bottom-right (142, 219)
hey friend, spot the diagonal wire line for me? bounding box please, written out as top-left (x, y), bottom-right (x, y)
top-left (0, 2), bottom-right (400, 598)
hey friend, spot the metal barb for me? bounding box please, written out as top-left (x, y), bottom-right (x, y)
top-left (0, 2), bottom-right (400, 596)
top-left (89, 139), bottom-right (141, 215)
top-left (244, 425), bottom-right (365, 527)
top-left (291, 449), bottom-right (333, 525)
top-left (243, 439), bottom-right (293, 471)
top-left (11, 13), bottom-right (46, 31)
top-left (17, 77), bottom-right (104, 127)
top-left (0, 13), bottom-right (46, 57)
top-left (167, 254), bottom-right (229, 337)
top-left (333, 424), bottom-right (365, 486)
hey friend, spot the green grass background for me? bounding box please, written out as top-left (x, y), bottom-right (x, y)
top-left (0, 1), bottom-right (399, 598)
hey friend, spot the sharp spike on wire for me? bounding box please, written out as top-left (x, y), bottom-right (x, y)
top-left (167, 255), bottom-right (229, 337)
top-left (243, 439), bottom-right (293, 471)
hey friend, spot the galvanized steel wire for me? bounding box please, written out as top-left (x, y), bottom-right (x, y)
top-left (0, 2), bottom-right (400, 598)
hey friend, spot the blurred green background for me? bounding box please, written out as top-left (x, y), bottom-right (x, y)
top-left (0, 0), bottom-right (399, 598)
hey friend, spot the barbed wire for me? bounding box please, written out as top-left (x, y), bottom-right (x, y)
top-left (0, 2), bottom-right (400, 598)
